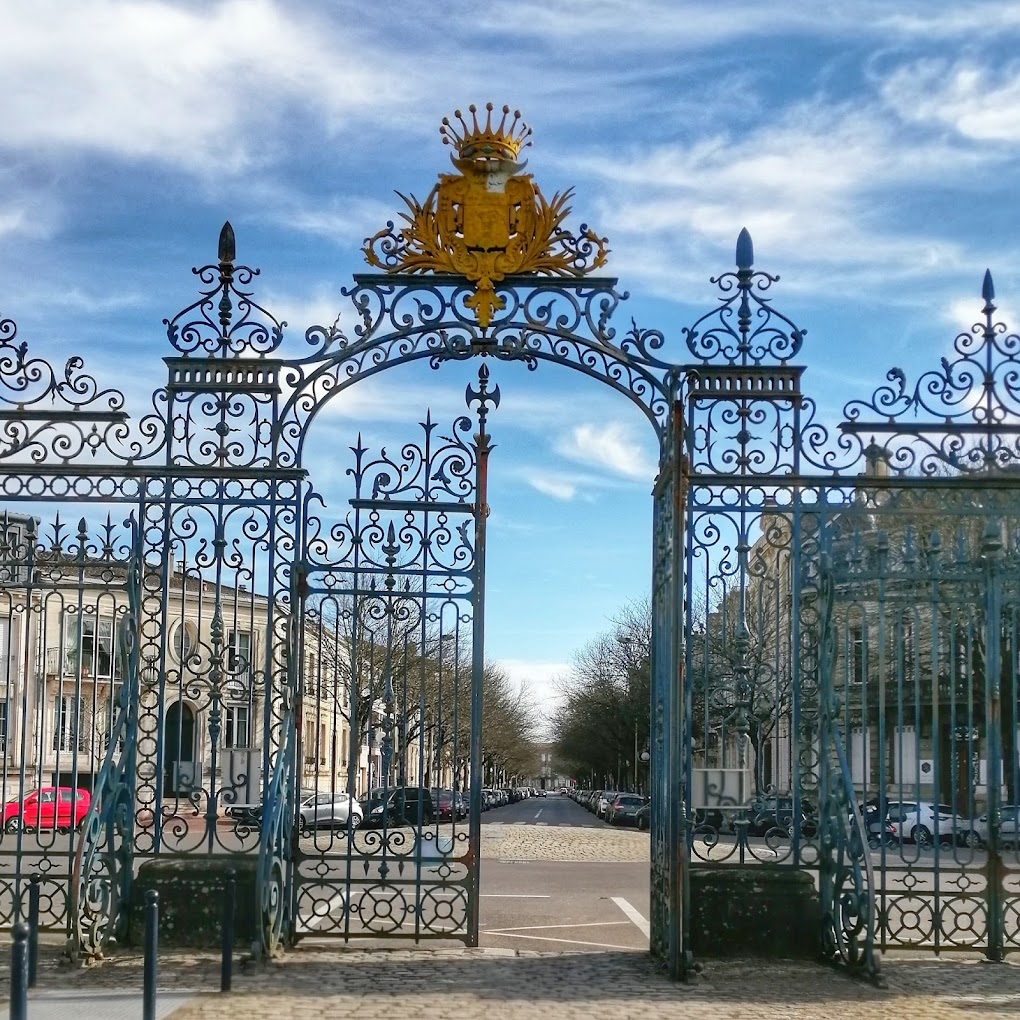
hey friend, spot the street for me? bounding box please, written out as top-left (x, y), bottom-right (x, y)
top-left (295, 791), bottom-right (651, 950)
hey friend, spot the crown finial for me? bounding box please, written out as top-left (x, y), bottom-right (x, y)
top-left (440, 102), bottom-right (532, 162)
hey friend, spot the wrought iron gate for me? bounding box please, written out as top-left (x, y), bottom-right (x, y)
top-left (2, 103), bottom-right (1020, 983)
top-left (289, 378), bottom-right (495, 942)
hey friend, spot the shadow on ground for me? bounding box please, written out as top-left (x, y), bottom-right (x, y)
top-left (6, 943), bottom-right (1020, 1014)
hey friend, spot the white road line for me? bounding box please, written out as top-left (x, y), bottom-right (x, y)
top-left (479, 894), bottom-right (551, 898)
top-left (483, 931), bottom-right (640, 951)
top-left (611, 896), bottom-right (650, 939)
top-left (486, 921), bottom-right (630, 932)
top-left (534, 809), bottom-right (543, 819)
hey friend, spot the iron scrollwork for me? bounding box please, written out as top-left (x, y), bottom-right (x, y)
top-left (70, 517), bottom-right (141, 960)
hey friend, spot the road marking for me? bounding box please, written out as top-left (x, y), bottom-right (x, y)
top-left (611, 896), bottom-right (650, 938)
top-left (479, 894), bottom-right (550, 898)
top-left (483, 931), bottom-right (640, 951)
top-left (535, 809), bottom-right (543, 819)
top-left (486, 921), bottom-right (629, 932)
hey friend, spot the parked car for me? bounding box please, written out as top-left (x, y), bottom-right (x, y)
top-left (3, 787), bottom-right (90, 833)
top-left (740, 795), bottom-right (802, 836)
top-left (595, 791), bottom-right (617, 817)
top-left (974, 807), bottom-right (1020, 848)
top-left (607, 793), bottom-right (647, 826)
top-left (432, 788), bottom-right (458, 821)
top-left (362, 786), bottom-right (435, 827)
top-left (861, 803), bottom-right (897, 848)
top-left (635, 802), bottom-right (650, 831)
top-left (886, 801), bottom-right (981, 847)
top-left (225, 801), bottom-right (263, 826)
top-left (299, 790), bottom-right (362, 830)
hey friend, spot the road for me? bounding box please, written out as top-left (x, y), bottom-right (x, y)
top-left (295, 791), bottom-right (652, 951)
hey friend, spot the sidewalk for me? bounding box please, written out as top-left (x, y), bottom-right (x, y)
top-left (5, 945), bottom-right (1020, 1019)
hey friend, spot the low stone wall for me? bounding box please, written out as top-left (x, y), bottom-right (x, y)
top-left (689, 866), bottom-right (819, 959)
top-left (129, 854), bottom-right (258, 949)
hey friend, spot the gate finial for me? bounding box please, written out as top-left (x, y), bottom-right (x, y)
top-left (982, 268), bottom-right (995, 304)
top-left (218, 222), bottom-right (236, 264)
top-left (736, 227), bottom-right (754, 271)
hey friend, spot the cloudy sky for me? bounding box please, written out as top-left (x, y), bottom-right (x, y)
top-left (1, 0), bottom-right (1019, 724)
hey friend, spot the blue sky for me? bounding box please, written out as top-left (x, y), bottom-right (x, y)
top-left (2, 1), bottom-right (1020, 724)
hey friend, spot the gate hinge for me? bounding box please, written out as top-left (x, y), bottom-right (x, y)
top-left (293, 561), bottom-right (309, 599)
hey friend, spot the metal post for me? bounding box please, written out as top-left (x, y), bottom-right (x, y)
top-left (221, 868), bottom-right (236, 992)
top-left (143, 889), bottom-right (159, 1020)
top-left (27, 873), bottom-right (40, 988)
top-left (9, 921), bottom-right (28, 1020)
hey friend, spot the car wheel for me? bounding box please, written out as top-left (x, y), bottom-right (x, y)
top-left (5, 818), bottom-right (21, 834)
top-left (961, 830), bottom-right (981, 849)
top-left (914, 825), bottom-right (932, 847)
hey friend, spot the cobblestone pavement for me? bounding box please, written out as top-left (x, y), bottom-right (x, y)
top-left (9, 945), bottom-right (1020, 1020)
top-left (480, 823), bottom-right (649, 862)
top-left (6, 825), bottom-right (1019, 1017)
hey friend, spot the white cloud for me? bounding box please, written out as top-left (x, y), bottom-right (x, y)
top-left (496, 657), bottom-right (568, 730)
top-left (944, 293), bottom-right (1017, 334)
top-left (880, 60), bottom-right (1020, 142)
top-left (555, 422), bottom-right (657, 481)
top-left (0, 0), bottom-right (411, 175)
top-left (525, 474), bottom-right (579, 502)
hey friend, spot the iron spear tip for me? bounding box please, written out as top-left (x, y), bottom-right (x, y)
top-left (982, 268), bottom-right (995, 303)
top-left (735, 227), bottom-right (754, 271)
top-left (218, 221), bottom-right (236, 263)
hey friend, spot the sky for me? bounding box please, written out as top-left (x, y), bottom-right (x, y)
top-left (1, 0), bottom-right (1020, 728)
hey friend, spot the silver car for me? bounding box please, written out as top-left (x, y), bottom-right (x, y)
top-left (299, 790), bottom-right (362, 830)
top-left (974, 807), bottom-right (1020, 849)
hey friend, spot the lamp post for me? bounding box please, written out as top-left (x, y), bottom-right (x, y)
top-left (639, 746), bottom-right (650, 796)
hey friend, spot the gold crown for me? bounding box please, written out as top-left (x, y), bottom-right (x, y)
top-left (440, 103), bottom-right (532, 161)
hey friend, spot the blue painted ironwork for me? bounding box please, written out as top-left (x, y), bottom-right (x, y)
top-left (1, 196), bottom-right (1020, 982)
top-left (289, 377), bottom-right (493, 942)
top-left (70, 516), bottom-right (141, 960)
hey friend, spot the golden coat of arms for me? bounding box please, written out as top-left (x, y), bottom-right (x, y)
top-left (363, 104), bottom-right (609, 328)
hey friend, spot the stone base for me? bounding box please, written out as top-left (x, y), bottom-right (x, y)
top-left (130, 855), bottom-right (258, 950)
top-left (690, 866), bottom-right (819, 959)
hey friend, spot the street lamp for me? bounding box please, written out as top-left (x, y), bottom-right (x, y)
top-left (638, 746), bottom-right (650, 795)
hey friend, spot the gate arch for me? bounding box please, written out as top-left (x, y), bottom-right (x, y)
top-left (6, 103), bottom-right (1020, 984)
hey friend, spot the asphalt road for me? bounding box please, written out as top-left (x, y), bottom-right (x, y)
top-left (484, 791), bottom-right (614, 828)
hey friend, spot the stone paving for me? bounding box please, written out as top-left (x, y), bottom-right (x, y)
top-left (7, 945), bottom-right (1020, 1019)
top-left (480, 822), bottom-right (649, 862)
top-left (5, 824), bottom-right (1020, 1017)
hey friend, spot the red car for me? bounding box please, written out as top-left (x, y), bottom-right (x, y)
top-left (3, 787), bottom-right (91, 834)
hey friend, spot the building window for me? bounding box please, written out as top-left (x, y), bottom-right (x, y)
top-left (227, 629), bottom-right (252, 688)
top-left (63, 613), bottom-right (117, 679)
top-left (172, 621), bottom-right (197, 663)
top-left (849, 624), bottom-right (865, 684)
top-left (223, 705), bottom-right (250, 749)
top-left (53, 695), bottom-right (87, 753)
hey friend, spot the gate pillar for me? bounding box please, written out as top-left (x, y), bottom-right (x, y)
top-left (649, 397), bottom-right (689, 978)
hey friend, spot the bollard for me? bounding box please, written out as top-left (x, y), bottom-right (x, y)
top-left (220, 867), bottom-right (236, 992)
top-left (143, 889), bottom-right (159, 1020)
top-left (27, 873), bottom-right (40, 988)
top-left (9, 921), bottom-right (28, 1020)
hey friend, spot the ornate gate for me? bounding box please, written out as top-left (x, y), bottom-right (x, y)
top-left (1, 102), bottom-right (1020, 982)
top-left (289, 378), bottom-right (496, 942)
